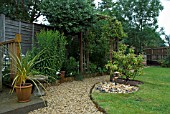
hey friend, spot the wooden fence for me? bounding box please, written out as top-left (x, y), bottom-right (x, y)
top-left (0, 14), bottom-right (54, 54)
top-left (0, 34), bottom-right (21, 91)
top-left (0, 47), bottom-right (2, 91)
top-left (144, 47), bottom-right (169, 62)
top-left (0, 14), bottom-right (54, 91)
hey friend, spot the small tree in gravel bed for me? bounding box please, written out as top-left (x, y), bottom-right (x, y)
top-left (106, 44), bottom-right (144, 81)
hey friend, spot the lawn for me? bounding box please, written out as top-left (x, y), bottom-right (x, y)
top-left (92, 66), bottom-right (170, 114)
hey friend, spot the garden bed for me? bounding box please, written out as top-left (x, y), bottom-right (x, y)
top-left (114, 78), bottom-right (143, 86)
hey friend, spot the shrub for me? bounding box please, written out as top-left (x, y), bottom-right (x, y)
top-left (62, 56), bottom-right (78, 77)
top-left (161, 49), bottom-right (170, 67)
top-left (30, 30), bottom-right (67, 82)
top-left (106, 44), bottom-right (144, 80)
top-left (89, 63), bottom-right (97, 73)
top-left (98, 67), bottom-right (108, 75)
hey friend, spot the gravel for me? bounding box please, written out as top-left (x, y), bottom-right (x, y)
top-left (29, 75), bottom-right (109, 114)
top-left (95, 81), bottom-right (139, 93)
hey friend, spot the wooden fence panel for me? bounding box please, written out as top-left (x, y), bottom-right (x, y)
top-left (21, 22), bottom-right (33, 54)
top-left (0, 14), bottom-right (5, 91)
top-left (0, 14), bottom-right (54, 54)
top-left (144, 47), bottom-right (169, 62)
top-left (0, 14), bottom-right (54, 90)
top-left (5, 18), bottom-right (20, 40)
top-left (0, 47), bottom-right (2, 91)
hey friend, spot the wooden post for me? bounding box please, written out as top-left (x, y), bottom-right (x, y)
top-left (79, 32), bottom-right (83, 74)
top-left (110, 38), bottom-right (113, 62)
top-left (15, 34), bottom-right (21, 58)
top-left (9, 43), bottom-right (15, 80)
top-left (0, 14), bottom-right (5, 41)
top-left (115, 37), bottom-right (118, 52)
top-left (0, 46), bottom-right (2, 91)
top-left (32, 24), bottom-right (35, 48)
top-left (9, 34), bottom-right (21, 80)
top-left (86, 31), bottom-right (89, 72)
top-left (0, 14), bottom-right (5, 91)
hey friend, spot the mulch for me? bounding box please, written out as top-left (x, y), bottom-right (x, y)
top-left (114, 78), bottom-right (144, 86)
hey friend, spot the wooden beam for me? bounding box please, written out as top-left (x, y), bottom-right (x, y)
top-left (0, 39), bottom-right (15, 46)
top-left (79, 32), bottom-right (83, 74)
top-left (0, 34), bottom-right (21, 45)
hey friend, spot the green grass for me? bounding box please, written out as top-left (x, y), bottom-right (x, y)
top-left (92, 66), bottom-right (170, 114)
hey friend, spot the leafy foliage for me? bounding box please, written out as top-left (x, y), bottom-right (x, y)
top-left (98, 0), bottom-right (115, 16)
top-left (31, 30), bottom-right (67, 82)
top-left (106, 44), bottom-right (144, 80)
top-left (0, 0), bottom-right (41, 22)
top-left (86, 20), bottom-right (110, 68)
top-left (4, 45), bottom-right (47, 93)
top-left (86, 16), bottom-right (126, 71)
top-left (98, 0), bottom-right (164, 52)
top-left (165, 35), bottom-right (170, 47)
top-left (62, 57), bottom-right (79, 77)
top-left (101, 18), bottom-right (126, 40)
top-left (160, 49), bottom-right (170, 67)
top-left (41, 0), bottom-right (96, 34)
top-left (117, 0), bottom-right (164, 52)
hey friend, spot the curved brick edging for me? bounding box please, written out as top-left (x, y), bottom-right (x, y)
top-left (89, 83), bottom-right (107, 114)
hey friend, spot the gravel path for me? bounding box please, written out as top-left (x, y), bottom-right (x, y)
top-left (29, 75), bottom-right (109, 114)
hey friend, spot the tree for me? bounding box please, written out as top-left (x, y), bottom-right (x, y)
top-left (98, 0), bottom-right (115, 15)
top-left (41, 0), bottom-right (96, 74)
top-left (106, 0), bottom-right (164, 52)
top-left (101, 17), bottom-right (126, 61)
top-left (106, 44), bottom-right (144, 81)
top-left (0, 0), bottom-right (41, 22)
top-left (41, 0), bottom-right (95, 34)
top-left (86, 19), bottom-right (110, 71)
top-left (165, 35), bottom-right (170, 47)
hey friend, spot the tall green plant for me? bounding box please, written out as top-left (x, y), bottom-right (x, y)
top-left (1, 44), bottom-right (47, 94)
top-left (106, 44), bottom-right (144, 80)
top-left (31, 30), bottom-right (67, 82)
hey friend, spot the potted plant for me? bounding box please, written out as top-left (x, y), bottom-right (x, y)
top-left (10, 49), bottom-right (46, 102)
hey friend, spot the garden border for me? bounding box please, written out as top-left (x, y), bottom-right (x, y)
top-left (89, 82), bottom-right (107, 114)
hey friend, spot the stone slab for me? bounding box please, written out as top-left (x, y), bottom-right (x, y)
top-left (0, 85), bottom-right (47, 114)
top-left (0, 96), bottom-right (47, 114)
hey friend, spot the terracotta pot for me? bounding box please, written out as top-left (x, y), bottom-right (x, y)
top-left (15, 83), bottom-right (33, 103)
top-left (60, 71), bottom-right (65, 78)
top-left (60, 71), bottom-right (65, 83)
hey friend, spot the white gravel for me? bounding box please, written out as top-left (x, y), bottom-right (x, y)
top-left (29, 75), bottom-right (109, 114)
